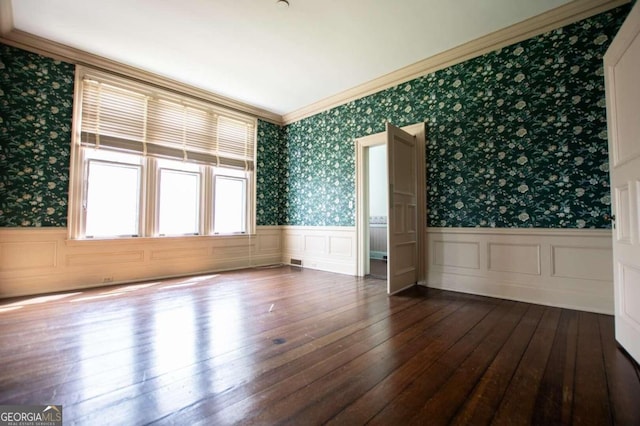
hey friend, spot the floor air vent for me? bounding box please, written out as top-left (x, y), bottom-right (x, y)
top-left (290, 258), bottom-right (302, 266)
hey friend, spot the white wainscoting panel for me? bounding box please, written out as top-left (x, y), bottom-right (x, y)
top-left (304, 235), bottom-right (327, 254)
top-left (1, 225), bottom-right (614, 313)
top-left (488, 243), bottom-right (541, 275)
top-left (425, 228), bottom-right (614, 314)
top-left (433, 240), bottom-right (480, 270)
top-left (0, 241), bottom-right (57, 271)
top-left (0, 226), bottom-right (282, 298)
top-left (281, 226), bottom-right (357, 275)
top-left (551, 246), bottom-right (613, 281)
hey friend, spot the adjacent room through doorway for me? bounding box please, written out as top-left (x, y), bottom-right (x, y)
top-left (368, 143), bottom-right (387, 280)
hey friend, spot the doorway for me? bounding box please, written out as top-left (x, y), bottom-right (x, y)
top-left (368, 144), bottom-right (387, 280)
top-left (355, 122), bottom-right (427, 294)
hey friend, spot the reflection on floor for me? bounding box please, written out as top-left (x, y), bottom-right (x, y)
top-left (369, 258), bottom-right (387, 280)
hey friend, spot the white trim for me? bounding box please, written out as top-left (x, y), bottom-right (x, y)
top-left (280, 225), bottom-right (356, 233)
top-left (355, 131), bottom-right (385, 277)
top-left (282, 0), bottom-right (629, 124)
top-left (427, 226), bottom-right (612, 238)
top-left (0, 0), bottom-right (627, 125)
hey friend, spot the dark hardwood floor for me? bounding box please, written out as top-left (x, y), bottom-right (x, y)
top-left (1, 266), bottom-right (639, 425)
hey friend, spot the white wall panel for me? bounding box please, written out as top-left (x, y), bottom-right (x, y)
top-left (0, 241), bottom-right (57, 271)
top-left (426, 228), bottom-right (614, 314)
top-left (329, 236), bottom-right (353, 257)
top-left (281, 226), bottom-right (357, 275)
top-left (0, 226), bottom-right (614, 315)
top-left (488, 243), bottom-right (541, 275)
top-left (433, 240), bottom-right (480, 270)
top-left (552, 246), bottom-right (613, 281)
top-left (0, 226), bottom-right (282, 298)
top-left (304, 235), bottom-right (327, 254)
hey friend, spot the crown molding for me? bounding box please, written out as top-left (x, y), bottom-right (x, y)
top-left (282, 0), bottom-right (630, 124)
top-left (0, 28), bottom-right (284, 125)
top-left (1, 0), bottom-right (629, 127)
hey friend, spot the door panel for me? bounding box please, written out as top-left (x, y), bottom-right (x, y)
top-left (605, 2), bottom-right (640, 363)
top-left (387, 123), bottom-right (418, 294)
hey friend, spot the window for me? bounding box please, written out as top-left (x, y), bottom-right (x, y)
top-left (84, 150), bottom-right (142, 238)
top-left (69, 67), bottom-right (256, 239)
top-left (158, 161), bottom-right (201, 236)
top-left (214, 172), bottom-right (247, 234)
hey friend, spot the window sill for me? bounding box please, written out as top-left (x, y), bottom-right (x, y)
top-left (64, 233), bottom-right (257, 247)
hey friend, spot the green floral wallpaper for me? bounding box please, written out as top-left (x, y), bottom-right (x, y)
top-left (0, 44), bottom-right (74, 226)
top-left (281, 6), bottom-right (629, 228)
top-left (0, 6), bottom-right (631, 230)
top-left (256, 120), bottom-right (283, 226)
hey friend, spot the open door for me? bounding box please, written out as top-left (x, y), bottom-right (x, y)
top-left (386, 123), bottom-right (418, 294)
top-left (604, 2), bottom-right (640, 363)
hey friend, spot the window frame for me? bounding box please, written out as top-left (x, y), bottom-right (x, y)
top-left (156, 164), bottom-right (203, 237)
top-left (213, 172), bottom-right (249, 235)
top-left (84, 156), bottom-right (144, 238)
top-left (67, 66), bottom-right (257, 240)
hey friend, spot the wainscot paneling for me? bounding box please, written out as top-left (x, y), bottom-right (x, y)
top-left (0, 226), bottom-right (282, 299)
top-left (425, 227), bottom-right (614, 314)
top-left (1, 225), bottom-right (614, 314)
top-left (281, 226), bottom-right (357, 275)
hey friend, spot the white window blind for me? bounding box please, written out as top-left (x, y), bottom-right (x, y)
top-left (80, 72), bottom-right (256, 170)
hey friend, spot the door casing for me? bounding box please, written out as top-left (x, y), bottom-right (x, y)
top-left (355, 122), bottom-right (427, 290)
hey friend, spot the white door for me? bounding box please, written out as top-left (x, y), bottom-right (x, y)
top-left (604, 2), bottom-right (640, 363)
top-left (386, 123), bottom-right (418, 294)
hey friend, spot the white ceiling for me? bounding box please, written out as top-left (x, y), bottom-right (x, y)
top-left (11, 0), bottom-right (571, 116)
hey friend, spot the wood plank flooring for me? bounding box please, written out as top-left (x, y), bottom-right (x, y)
top-left (1, 266), bottom-right (639, 425)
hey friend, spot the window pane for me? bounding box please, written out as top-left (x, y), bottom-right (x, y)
top-left (159, 169), bottom-right (200, 235)
top-left (214, 176), bottom-right (246, 234)
top-left (86, 161), bottom-right (141, 237)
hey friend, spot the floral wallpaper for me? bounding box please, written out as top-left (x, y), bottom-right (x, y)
top-left (0, 6), bottom-right (631, 229)
top-left (256, 119), bottom-right (283, 226)
top-left (282, 113), bottom-right (357, 226)
top-left (281, 6), bottom-right (629, 228)
top-left (0, 44), bottom-right (75, 227)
